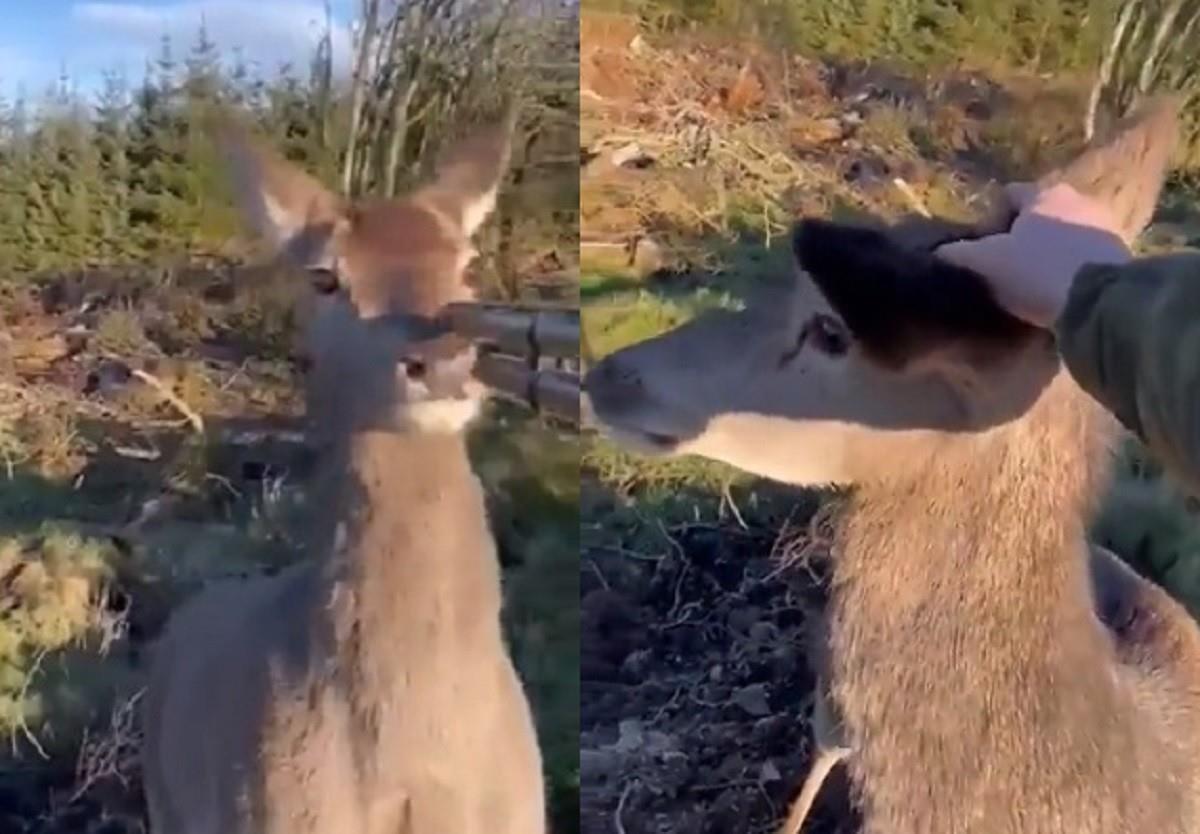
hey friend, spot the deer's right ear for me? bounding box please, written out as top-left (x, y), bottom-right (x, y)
top-left (215, 123), bottom-right (347, 266)
top-left (419, 111), bottom-right (515, 238)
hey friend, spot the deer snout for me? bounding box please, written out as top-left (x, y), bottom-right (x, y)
top-left (584, 354), bottom-right (664, 438)
top-left (585, 354), bottom-right (644, 401)
top-left (584, 350), bottom-right (706, 451)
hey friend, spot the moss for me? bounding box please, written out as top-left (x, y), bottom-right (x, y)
top-left (0, 526), bottom-right (122, 747)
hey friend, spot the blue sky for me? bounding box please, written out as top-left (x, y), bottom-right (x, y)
top-left (0, 0), bottom-right (357, 98)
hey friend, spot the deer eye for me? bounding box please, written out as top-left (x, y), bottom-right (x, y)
top-left (309, 267), bottom-right (340, 295)
top-left (808, 314), bottom-right (851, 357)
top-left (778, 313), bottom-right (853, 367)
top-left (402, 358), bottom-right (427, 380)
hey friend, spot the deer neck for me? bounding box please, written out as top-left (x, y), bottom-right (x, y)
top-left (312, 427), bottom-right (503, 675)
top-left (829, 376), bottom-right (1144, 831)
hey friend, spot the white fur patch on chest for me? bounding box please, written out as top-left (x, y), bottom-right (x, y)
top-left (460, 187), bottom-right (497, 238)
top-left (403, 397), bottom-right (483, 433)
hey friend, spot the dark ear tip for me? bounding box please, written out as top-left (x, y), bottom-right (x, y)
top-left (792, 218), bottom-right (888, 272)
top-left (791, 218), bottom-right (834, 264)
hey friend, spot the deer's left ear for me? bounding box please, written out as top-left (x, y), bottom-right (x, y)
top-left (215, 121), bottom-right (348, 267)
top-left (418, 110), bottom-right (516, 238)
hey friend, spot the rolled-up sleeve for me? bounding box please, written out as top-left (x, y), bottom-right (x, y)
top-left (1056, 253), bottom-right (1200, 492)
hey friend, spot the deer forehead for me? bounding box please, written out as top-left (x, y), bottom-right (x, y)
top-left (343, 200), bottom-right (469, 263)
top-left (335, 200), bottom-right (477, 317)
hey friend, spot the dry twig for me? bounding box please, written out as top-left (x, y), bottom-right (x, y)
top-left (131, 368), bottom-right (205, 435)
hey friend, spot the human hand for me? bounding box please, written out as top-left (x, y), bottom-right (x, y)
top-left (935, 183), bottom-right (1131, 327)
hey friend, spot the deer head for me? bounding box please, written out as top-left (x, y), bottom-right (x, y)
top-left (218, 114), bottom-right (514, 437)
top-left (585, 97), bottom-right (1179, 487)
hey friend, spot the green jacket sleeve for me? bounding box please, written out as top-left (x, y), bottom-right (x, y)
top-left (1056, 253), bottom-right (1200, 492)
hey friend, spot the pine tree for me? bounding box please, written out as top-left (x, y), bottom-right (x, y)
top-left (95, 70), bottom-right (133, 259)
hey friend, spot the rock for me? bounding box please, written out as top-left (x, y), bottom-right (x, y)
top-left (609, 142), bottom-right (645, 168)
top-left (748, 621), bottom-right (778, 644)
top-left (620, 647), bottom-right (653, 679)
top-left (729, 606), bottom-right (759, 633)
top-left (83, 359), bottom-right (134, 396)
top-left (632, 236), bottom-right (667, 277)
top-left (580, 747), bottom-right (622, 783)
top-left (581, 141), bottom-right (655, 179)
top-left (615, 718), bottom-right (644, 753)
top-left (732, 683), bottom-right (772, 717)
top-left (759, 760), bottom-right (782, 783)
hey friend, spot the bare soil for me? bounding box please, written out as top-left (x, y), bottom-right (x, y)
top-left (580, 480), bottom-right (858, 834)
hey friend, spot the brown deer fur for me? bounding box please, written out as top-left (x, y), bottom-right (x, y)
top-left (140, 117), bottom-right (544, 834)
top-left (830, 371), bottom-right (1200, 833)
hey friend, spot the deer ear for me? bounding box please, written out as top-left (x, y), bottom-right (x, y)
top-left (1038, 94), bottom-right (1180, 246)
top-left (419, 111), bottom-right (515, 238)
top-left (792, 96), bottom-right (1182, 371)
top-left (792, 219), bottom-right (1037, 369)
top-left (215, 120), bottom-right (347, 267)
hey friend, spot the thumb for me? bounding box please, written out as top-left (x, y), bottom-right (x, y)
top-left (935, 235), bottom-right (1043, 324)
top-left (1003, 181), bottom-right (1039, 211)
top-left (933, 234), bottom-right (1013, 280)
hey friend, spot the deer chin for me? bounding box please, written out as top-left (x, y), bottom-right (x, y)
top-left (401, 392), bottom-right (485, 434)
top-left (675, 412), bottom-right (858, 487)
top-left (597, 422), bottom-right (682, 456)
top-left (586, 389), bottom-right (705, 455)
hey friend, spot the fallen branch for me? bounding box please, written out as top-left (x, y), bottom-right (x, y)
top-left (131, 369), bottom-right (205, 435)
top-left (892, 177), bottom-right (931, 217)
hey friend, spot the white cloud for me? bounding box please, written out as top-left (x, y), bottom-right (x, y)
top-left (70, 1), bottom-right (353, 81)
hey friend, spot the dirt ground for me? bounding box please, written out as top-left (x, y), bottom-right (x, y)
top-left (579, 478), bottom-right (860, 834)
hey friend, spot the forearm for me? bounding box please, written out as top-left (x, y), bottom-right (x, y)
top-left (1056, 253), bottom-right (1200, 492)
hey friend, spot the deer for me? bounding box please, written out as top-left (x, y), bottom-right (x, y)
top-left (585, 96), bottom-right (1200, 834)
top-left (139, 114), bottom-right (546, 834)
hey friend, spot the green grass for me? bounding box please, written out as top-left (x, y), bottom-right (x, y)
top-left (470, 406), bottom-right (581, 831)
top-left (581, 259), bottom-right (763, 358)
top-left (1093, 437), bottom-right (1200, 616)
top-left (583, 284), bottom-right (731, 358)
top-left (0, 525), bottom-right (126, 752)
